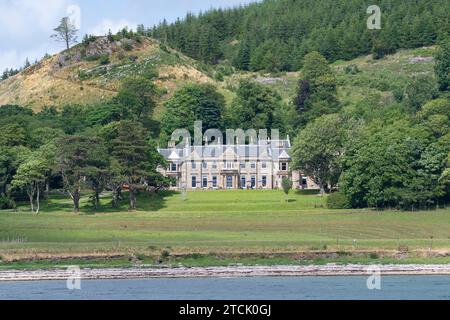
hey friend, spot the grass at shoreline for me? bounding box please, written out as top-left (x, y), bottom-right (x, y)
top-left (1, 190), bottom-right (450, 268)
top-left (2, 253), bottom-right (450, 271)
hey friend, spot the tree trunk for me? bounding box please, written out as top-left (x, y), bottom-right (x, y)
top-left (93, 189), bottom-right (100, 209)
top-left (129, 188), bottom-right (137, 210)
top-left (112, 187), bottom-right (119, 208)
top-left (36, 188), bottom-right (40, 214)
top-left (44, 180), bottom-right (50, 200)
top-left (28, 193), bottom-right (34, 213)
top-left (73, 189), bottom-right (80, 212)
top-left (319, 181), bottom-right (325, 197)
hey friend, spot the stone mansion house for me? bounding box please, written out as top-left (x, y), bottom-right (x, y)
top-left (157, 136), bottom-right (318, 190)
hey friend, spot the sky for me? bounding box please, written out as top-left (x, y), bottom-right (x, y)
top-left (0, 0), bottom-right (258, 72)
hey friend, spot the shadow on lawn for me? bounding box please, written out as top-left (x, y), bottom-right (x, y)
top-left (39, 190), bottom-right (179, 214)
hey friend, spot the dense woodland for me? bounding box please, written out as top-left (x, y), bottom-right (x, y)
top-left (0, 0), bottom-right (449, 212)
top-left (150, 0), bottom-right (450, 72)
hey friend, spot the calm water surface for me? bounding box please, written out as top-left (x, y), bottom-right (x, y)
top-left (1, 276), bottom-right (450, 300)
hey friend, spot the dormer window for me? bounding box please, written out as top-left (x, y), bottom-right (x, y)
top-left (281, 162), bottom-right (288, 171)
top-left (170, 163), bottom-right (177, 172)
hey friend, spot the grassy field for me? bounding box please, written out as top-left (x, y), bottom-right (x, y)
top-left (1, 190), bottom-right (450, 268)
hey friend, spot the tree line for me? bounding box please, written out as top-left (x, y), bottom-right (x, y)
top-left (291, 40), bottom-right (450, 210)
top-left (0, 76), bottom-right (170, 213)
top-left (149, 0), bottom-right (450, 72)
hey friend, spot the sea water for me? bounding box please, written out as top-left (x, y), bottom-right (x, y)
top-left (1, 276), bottom-right (450, 300)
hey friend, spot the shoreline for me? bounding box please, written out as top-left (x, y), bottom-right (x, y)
top-left (2, 264), bottom-right (450, 281)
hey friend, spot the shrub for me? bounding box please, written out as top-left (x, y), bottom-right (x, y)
top-left (369, 253), bottom-right (379, 259)
top-left (0, 196), bottom-right (15, 210)
top-left (99, 54), bottom-right (110, 65)
top-left (123, 42), bottom-right (133, 52)
top-left (160, 250), bottom-right (171, 260)
top-left (214, 71), bottom-right (224, 82)
top-left (78, 69), bottom-right (88, 80)
top-left (295, 189), bottom-right (320, 195)
top-left (327, 191), bottom-right (350, 209)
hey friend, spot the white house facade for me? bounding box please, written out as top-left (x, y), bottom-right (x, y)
top-left (157, 136), bottom-right (318, 191)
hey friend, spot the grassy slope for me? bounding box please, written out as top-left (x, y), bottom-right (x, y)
top-left (0, 37), bottom-right (226, 117)
top-left (0, 45), bottom-right (436, 116)
top-left (0, 190), bottom-right (449, 268)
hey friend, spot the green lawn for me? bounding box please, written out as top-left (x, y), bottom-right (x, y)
top-left (0, 190), bottom-right (449, 267)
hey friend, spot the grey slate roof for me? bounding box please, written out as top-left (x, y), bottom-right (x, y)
top-left (158, 139), bottom-right (292, 161)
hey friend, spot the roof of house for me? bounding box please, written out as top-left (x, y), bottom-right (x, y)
top-left (158, 139), bottom-right (292, 162)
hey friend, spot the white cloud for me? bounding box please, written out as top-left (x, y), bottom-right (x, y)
top-left (89, 19), bottom-right (137, 36)
top-left (0, 0), bottom-right (70, 40)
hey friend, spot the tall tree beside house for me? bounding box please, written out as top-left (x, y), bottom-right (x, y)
top-left (292, 114), bottom-right (345, 196)
top-left (56, 135), bottom-right (106, 212)
top-left (112, 121), bottom-right (157, 210)
top-left (226, 79), bottom-right (283, 131)
top-left (51, 17), bottom-right (79, 50)
top-left (161, 83), bottom-right (226, 140)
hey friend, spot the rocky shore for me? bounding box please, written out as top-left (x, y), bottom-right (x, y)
top-left (2, 264), bottom-right (450, 281)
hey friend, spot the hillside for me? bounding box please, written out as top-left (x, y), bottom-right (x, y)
top-left (0, 36), bottom-right (222, 116)
top-left (222, 46), bottom-right (437, 106)
top-left (152, 0), bottom-right (449, 72)
top-left (0, 40), bottom-right (437, 118)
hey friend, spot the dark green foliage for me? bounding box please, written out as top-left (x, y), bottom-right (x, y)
top-left (226, 80), bottom-right (284, 131)
top-left (435, 39), bottom-right (450, 91)
top-left (56, 135), bottom-right (108, 212)
top-left (292, 114), bottom-right (346, 195)
top-left (151, 0), bottom-right (450, 71)
top-left (326, 191), bottom-right (350, 209)
top-left (0, 105), bottom-right (33, 117)
top-left (404, 75), bottom-right (439, 112)
top-left (0, 195), bottom-right (15, 209)
top-left (294, 52), bottom-right (340, 127)
top-left (161, 83), bottom-right (226, 139)
top-left (113, 77), bottom-right (157, 119)
top-left (82, 34), bottom-right (96, 47)
top-left (340, 119), bottom-right (449, 209)
top-left (99, 54), bottom-right (110, 65)
top-left (281, 177), bottom-right (293, 202)
top-left (111, 121), bottom-right (164, 210)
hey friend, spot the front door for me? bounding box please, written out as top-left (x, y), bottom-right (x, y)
top-left (226, 176), bottom-right (233, 189)
top-left (240, 176), bottom-right (246, 189)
